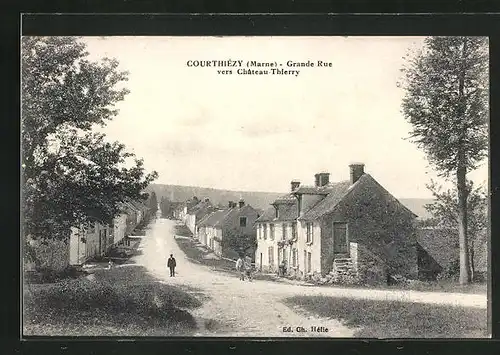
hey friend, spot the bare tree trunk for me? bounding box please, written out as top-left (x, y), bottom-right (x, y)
top-left (457, 37), bottom-right (471, 285)
top-left (469, 238), bottom-right (475, 282)
top-left (457, 164), bottom-right (471, 285)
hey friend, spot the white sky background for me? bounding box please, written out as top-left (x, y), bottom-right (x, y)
top-left (83, 36), bottom-right (488, 198)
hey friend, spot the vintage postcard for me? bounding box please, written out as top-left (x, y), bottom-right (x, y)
top-left (21, 36), bottom-right (489, 338)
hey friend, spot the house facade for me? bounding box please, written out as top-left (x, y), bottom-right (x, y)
top-left (254, 188), bottom-right (299, 274)
top-left (197, 209), bottom-right (229, 252)
top-left (186, 199), bottom-right (215, 235)
top-left (197, 200), bottom-right (259, 259)
top-left (255, 164), bottom-right (419, 284)
top-left (68, 200), bottom-right (150, 266)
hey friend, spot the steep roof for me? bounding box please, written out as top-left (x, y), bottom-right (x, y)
top-left (214, 204), bottom-right (258, 228)
top-left (255, 191), bottom-right (299, 223)
top-left (255, 207), bottom-right (276, 223)
top-left (197, 213), bottom-right (211, 226)
top-left (298, 180), bottom-right (353, 220)
top-left (298, 174), bottom-right (417, 221)
top-left (272, 194), bottom-right (297, 204)
top-left (199, 209), bottom-right (232, 227)
top-left (255, 203), bottom-right (298, 223)
top-left (293, 185), bottom-right (335, 195)
top-left (189, 200), bottom-right (213, 215)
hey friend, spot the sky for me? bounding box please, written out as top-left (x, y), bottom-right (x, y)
top-left (82, 36), bottom-right (488, 198)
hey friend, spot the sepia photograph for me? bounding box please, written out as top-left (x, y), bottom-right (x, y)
top-left (21, 35), bottom-right (489, 338)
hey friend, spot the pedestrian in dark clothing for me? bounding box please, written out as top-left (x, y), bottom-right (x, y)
top-left (167, 254), bottom-right (177, 277)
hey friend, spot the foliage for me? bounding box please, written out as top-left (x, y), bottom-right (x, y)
top-left (21, 36), bottom-right (158, 241)
top-left (424, 180), bottom-right (487, 280)
top-left (424, 180), bottom-right (487, 234)
top-left (400, 36), bottom-right (488, 284)
top-left (160, 196), bottom-right (175, 218)
top-left (221, 227), bottom-right (257, 257)
top-left (400, 37), bottom-right (488, 176)
top-left (147, 191), bottom-right (158, 214)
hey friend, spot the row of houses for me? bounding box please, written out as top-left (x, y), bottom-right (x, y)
top-left (254, 163), bottom-right (488, 283)
top-left (169, 163), bottom-right (487, 283)
top-left (26, 199), bottom-right (151, 273)
top-left (173, 198), bottom-right (260, 260)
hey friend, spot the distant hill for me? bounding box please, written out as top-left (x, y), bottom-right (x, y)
top-left (146, 184), bottom-right (283, 211)
top-left (146, 184), bottom-right (434, 219)
top-left (399, 198), bottom-right (434, 220)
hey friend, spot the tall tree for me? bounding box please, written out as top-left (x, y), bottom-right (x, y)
top-left (148, 191), bottom-right (159, 214)
top-left (424, 180), bottom-right (487, 280)
top-left (401, 37), bottom-right (488, 284)
top-left (22, 36), bottom-right (158, 242)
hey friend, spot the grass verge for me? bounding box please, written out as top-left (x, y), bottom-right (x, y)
top-left (300, 277), bottom-right (487, 295)
top-left (283, 295), bottom-right (488, 338)
top-left (23, 265), bottom-right (202, 336)
top-left (173, 225), bottom-right (236, 272)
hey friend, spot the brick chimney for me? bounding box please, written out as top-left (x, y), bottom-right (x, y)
top-left (349, 163), bottom-right (365, 184)
top-left (291, 180), bottom-right (301, 192)
top-left (314, 172), bottom-right (330, 187)
top-left (238, 199), bottom-right (245, 208)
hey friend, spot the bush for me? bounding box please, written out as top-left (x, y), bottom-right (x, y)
top-left (332, 272), bottom-right (362, 285)
top-left (25, 265), bottom-right (87, 284)
top-left (437, 259), bottom-right (460, 281)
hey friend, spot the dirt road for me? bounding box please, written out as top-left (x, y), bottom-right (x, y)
top-left (134, 218), bottom-right (487, 337)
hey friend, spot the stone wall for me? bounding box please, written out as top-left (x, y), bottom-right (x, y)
top-left (320, 175), bottom-right (418, 279)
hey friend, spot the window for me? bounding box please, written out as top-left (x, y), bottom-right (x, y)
top-left (291, 222), bottom-right (297, 239)
top-left (268, 246), bottom-right (274, 265)
top-left (303, 250), bottom-right (307, 271)
top-left (270, 224), bottom-right (275, 240)
top-left (282, 223), bottom-right (287, 240)
top-left (263, 224), bottom-right (267, 239)
top-left (292, 249), bottom-right (297, 267)
top-left (307, 252), bottom-right (312, 273)
top-left (240, 217), bottom-right (247, 227)
top-left (257, 224), bottom-right (262, 239)
top-left (306, 222), bottom-right (313, 243)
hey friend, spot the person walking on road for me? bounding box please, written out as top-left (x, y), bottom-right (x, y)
top-left (244, 256), bottom-right (253, 282)
top-left (236, 255), bottom-right (245, 281)
top-left (167, 254), bottom-right (177, 277)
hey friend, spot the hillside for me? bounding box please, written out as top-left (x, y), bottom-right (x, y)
top-left (146, 184), bottom-right (283, 212)
top-left (147, 184), bottom-right (435, 219)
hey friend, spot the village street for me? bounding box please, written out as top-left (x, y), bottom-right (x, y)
top-left (131, 218), bottom-right (487, 337)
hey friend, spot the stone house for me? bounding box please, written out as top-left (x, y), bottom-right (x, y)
top-left (197, 208), bottom-right (230, 251)
top-left (68, 200), bottom-right (149, 266)
top-left (255, 164), bottom-right (419, 284)
top-left (254, 188), bottom-right (299, 273)
top-left (68, 219), bottom-right (113, 265)
top-left (197, 200), bottom-right (259, 259)
top-left (186, 198), bottom-right (215, 235)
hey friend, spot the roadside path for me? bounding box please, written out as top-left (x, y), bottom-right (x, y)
top-left (134, 218), bottom-right (487, 337)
